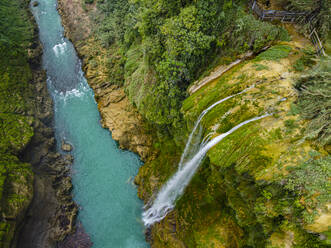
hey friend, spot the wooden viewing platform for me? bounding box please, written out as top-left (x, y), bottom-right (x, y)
top-left (249, 0), bottom-right (326, 56)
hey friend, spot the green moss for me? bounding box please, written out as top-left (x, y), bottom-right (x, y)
top-left (137, 135), bottom-right (182, 199)
top-left (293, 49), bottom-right (316, 72)
top-left (252, 63), bottom-right (270, 71)
top-left (0, 0), bottom-right (36, 246)
top-left (182, 62), bottom-right (247, 119)
top-left (293, 58), bottom-right (305, 72)
top-left (255, 45), bottom-right (292, 61)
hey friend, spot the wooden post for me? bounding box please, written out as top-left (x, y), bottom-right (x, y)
top-left (309, 28), bottom-right (315, 38)
top-left (247, 1), bottom-right (326, 56)
top-left (252, 0), bottom-right (256, 10)
top-left (313, 30), bottom-right (326, 56)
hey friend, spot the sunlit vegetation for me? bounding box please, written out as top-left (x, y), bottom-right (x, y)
top-left (85, 0), bottom-right (289, 128)
top-left (80, 0), bottom-right (330, 247)
top-left (295, 58), bottom-right (331, 146)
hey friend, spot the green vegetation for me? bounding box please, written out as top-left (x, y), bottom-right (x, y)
top-left (90, 0), bottom-right (289, 128)
top-left (295, 58), bottom-right (331, 146)
top-left (253, 63), bottom-right (270, 71)
top-left (293, 48), bottom-right (316, 72)
top-left (0, 0), bottom-right (36, 246)
top-left (135, 41), bottom-right (331, 246)
top-left (286, 0), bottom-right (331, 41)
top-left (255, 45), bottom-right (292, 61)
top-left (285, 155), bottom-right (331, 224)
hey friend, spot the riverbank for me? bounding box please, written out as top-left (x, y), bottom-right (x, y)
top-left (31, 0), bottom-right (149, 246)
top-left (0, 0), bottom-right (77, 247)
top-left (57, 0), bottom-right (153, 161)
top-left (56, 0), bottom-right (330, 247)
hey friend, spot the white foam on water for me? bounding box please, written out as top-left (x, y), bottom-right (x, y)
top-left (52, 42), bottom-right (67, 57)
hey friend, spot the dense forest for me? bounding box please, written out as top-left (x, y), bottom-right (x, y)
top-left (0, 0), bottom-right (330, 246)
top-left (80, 0), bottom-right (330, 133)
top-left (76, 0), bottom-right (331, 246)
top-left (87, 0), bottom-right (290, 129)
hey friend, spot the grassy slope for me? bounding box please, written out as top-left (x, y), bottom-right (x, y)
top-left (0, 0), bottom-right (36, 246)
top-left (136, 40), bottom-right (331, 247)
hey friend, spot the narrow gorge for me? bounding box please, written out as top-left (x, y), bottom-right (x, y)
top-left (0, 0), bottom-right (330, 247)
top-left (30, 0), bottom-right (149, 246)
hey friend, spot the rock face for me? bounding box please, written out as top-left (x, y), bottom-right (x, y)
top-left (57, 0), bottom-right (94, 45)
top-left (58, 223), bottom-right (93, 248)
top-left (57, 0), bottom-right (153, 161)
top-left (17, 58), bottom-right (78, 248)
top-left (55, 0), bottom-right (331, 247)
top-left (96, 84), bottom-right (152, 160)
top-left (8, 4), bottom-right (78, 248)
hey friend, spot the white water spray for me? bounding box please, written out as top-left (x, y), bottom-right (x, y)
top-left (52, 42), bottom-right (67, 57)
top-left (142, 113), bottom-right (271, 226)
top-left (178, 85), bottom-right (254, 169)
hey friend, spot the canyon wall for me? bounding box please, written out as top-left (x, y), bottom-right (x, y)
top-left (56, 0), bottom-right (330, 247)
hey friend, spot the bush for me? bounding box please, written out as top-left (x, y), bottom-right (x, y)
top-left (286, 0), bottom-right (331, 41)
top-left (295, 58), bottom-right (331, 145)
top-left (285, 155), bottom-right (331, 223)
top-left (94, 0), bottom-right (290, 128)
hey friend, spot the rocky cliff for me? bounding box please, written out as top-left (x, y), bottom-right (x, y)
top-left (0, 0), bottom-right (77, 247)
top-left (56, 0), bottom-right (330, 247)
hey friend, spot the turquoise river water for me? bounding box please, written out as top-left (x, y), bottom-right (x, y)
top-left (31, 0), bottom-right (149, 247)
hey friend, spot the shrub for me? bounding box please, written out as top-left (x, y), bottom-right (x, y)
top-left (94, 0), bottom-right (290, 128)
top-left (285, 155), bottom-right (331, 223)
top-left (295, 58), bottom-right (331, 145)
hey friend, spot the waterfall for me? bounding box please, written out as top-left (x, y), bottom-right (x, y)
top-left (178, 85), bottom-right (254, 169)
top-left (142, 113), bottom-right (271, 226)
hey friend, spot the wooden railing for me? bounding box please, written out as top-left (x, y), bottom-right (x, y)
top-left (249, 0), bottom-right (326, 56)
top-left (308, 26), bottom-right (326, 56)
top-left (250, 1), bottom-right (307, 23)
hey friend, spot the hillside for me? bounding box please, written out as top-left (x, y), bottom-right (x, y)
top-left (52, 0), bottom-right (331, 246)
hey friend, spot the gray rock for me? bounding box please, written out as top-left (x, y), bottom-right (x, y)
top-left (64, 154), bottom-right (74, 164)
top-left (32, 1), bottom-right (39, 7)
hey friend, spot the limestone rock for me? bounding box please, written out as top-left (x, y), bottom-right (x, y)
top-left (61, 141), bottom-right (73, 152)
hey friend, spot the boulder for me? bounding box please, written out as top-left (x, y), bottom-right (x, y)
top-left (61, 141), bottom-right (73, 152)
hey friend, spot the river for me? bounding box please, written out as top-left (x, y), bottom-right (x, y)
top-left (30, 0), bottom-right (149, 247)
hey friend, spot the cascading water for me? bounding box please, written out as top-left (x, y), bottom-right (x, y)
top-left (143, 113), bottom-right (271, 226)
top-left (178, 85), bottom-right (254, 169)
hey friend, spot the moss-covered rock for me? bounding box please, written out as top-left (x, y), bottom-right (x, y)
top-left (0, 0), bottom-right (39, 246)
top-left (136, 42), bottom-right (330, 247)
